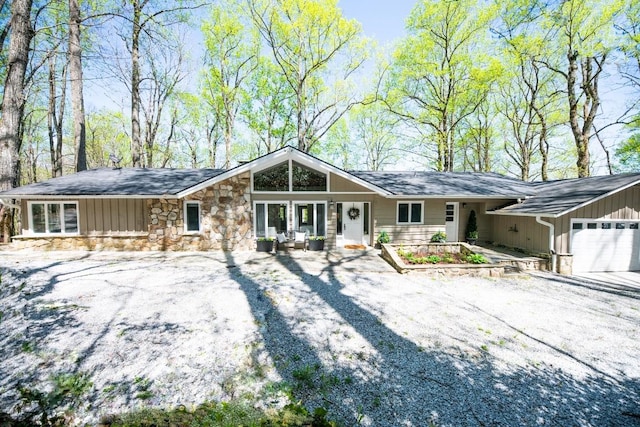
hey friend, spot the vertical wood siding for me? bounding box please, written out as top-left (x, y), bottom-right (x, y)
top-left (373, 197), bottom-right (445, 244)
top-left (490, 215), bottom-right (549, 254)
top-left (554, 185), bottom-right (640, 253)
top-left (80, 199), bottom-right (147, 234)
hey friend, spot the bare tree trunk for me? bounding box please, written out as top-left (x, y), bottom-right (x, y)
top-left (297, 80), bottom-right (306, 152)
top-left (131, 0), bottom-right (143, 167)
top-left (567, 52), bottom-right (603, 178)
top-left (0, 0), bottom-right (33, 242)
top-left (69, 0), bottom-right (86, 171)
top-left (48, 53), bottom-right (67, 178)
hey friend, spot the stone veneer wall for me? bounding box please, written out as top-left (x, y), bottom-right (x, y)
top-left (11, 173), bottom-right (254, 251)
top-left (147, 172), bottom-right (253, 251)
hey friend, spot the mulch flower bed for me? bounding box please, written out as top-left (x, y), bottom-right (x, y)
top-left (397, 249), bottom-right (486, 265)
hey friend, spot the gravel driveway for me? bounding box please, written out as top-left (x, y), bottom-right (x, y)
top-left (0, 249), bottom-right (639, 426)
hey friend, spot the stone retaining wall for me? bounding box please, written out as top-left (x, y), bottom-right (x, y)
top-left (381, 243), bottom-right (504, 276)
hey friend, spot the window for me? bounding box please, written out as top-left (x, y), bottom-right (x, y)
top-left (337, 203), bottom-right (343, 236)
top-left (572, 223), bottom-right (583, 230)
top-left (255, 202), bottom-right (288, 237)
top-left (397, 202), bottom-right (423, 224)
top-left (253, 160), bottom-right (327, 192)
top-left (253, 163), bottom-right (289, 191)
top-left (363, 203), bottom-right (369, 235)
top-left (616, 223), bottom-right (626, 229)
top-left (630, 223), bottom-right (639, 230)
top-left (601, 222), bottom-right (612, 229)
top-left (292, 162), bottom-right (326, 191)
top-left (587, 223), bottom-right (597, 229)
top-left (184, 201), bottom-right (201, 233)
top-left (294, 202), bottom-right (327, 236)
top-left (29, 202), bottom-right (79, 234)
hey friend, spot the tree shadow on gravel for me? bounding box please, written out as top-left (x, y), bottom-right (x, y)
top-left (0, 254), bottom-right (184, 421)
top-left (536, 272), bottom-right (640, 300)
top-left (260, 252), bottom-right (640, 427)
top-left (224, 252), bottom-right (329, 406)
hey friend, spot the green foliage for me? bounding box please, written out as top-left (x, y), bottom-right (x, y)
top-left (134, 376), bottom-right (153, 400)
top-left (250, 0), bottom-right (371, 152)
top-left (292, 363), bottom-right (320, 389)
top-left (387, 0), bottom-right (499, 172)
top-left (466, 253), bottom-right (488, 264)
top-left (105, 400), bottom-right (336, 427)
top-left (425, 255), bottom-right (441, 264)
top-left (615, 132), bottom-right (640, 172)
top-left (430, 231), bottom-right (446, 243)
top-left (308, 235), bottom-right (325, 241)
top-left (14, 372), bottom-right (92, 427)
top-left (397, 250), bottom-right (440, 264)
top-left (376, 230), bottom-right (390, 244)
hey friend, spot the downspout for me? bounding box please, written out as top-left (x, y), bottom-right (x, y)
top-left (536, 216), bottom-right (556, 273)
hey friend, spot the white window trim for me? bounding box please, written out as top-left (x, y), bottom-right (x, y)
top-left (183, 200), bottom-right (202, 234)
top-left (396, 201), bottom-right (424, 225)
top-left (27, 201), bottom-right (80, 235)
top-left (571, 218), bottom-right (640, 230)
top-left (251, 159), bottom-right (330, 194)
top-left (293, 201), bottom-right (328, 237)
top-left (253, 200), bottom-right (290, 238)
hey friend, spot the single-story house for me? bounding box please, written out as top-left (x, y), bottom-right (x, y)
top-left (1, 146), bottom-right (639, 274)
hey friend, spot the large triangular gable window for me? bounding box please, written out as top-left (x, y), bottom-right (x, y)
top-left (253, 162), bottom-right (289, 191)
top-left (253, 160), bottom-right (327, 192)
top-left (292, 161), bottom-right (326, 191)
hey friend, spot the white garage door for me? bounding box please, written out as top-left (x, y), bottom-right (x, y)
top-left (571, 220), bottom-right (640, 273)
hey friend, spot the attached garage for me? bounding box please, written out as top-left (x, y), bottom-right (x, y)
top-left (571, 220), bottom-right (640, 273)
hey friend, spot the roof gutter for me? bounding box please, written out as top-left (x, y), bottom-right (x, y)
top-left (536, 216), bottom-right (556, 273)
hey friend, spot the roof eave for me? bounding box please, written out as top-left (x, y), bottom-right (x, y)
top-left (387, 194), bottom-right (529, 199)
top-left (551, 178), bottom-right (640, 217)
top-left (486, 210), bottom-right (560, 218)
top-left (177, 146), bottom-right (393, 198)
top-left (3, 194), bottom-right (178, 200)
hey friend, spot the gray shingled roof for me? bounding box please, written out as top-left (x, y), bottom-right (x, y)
top-left (0, 167), bottom-right (225, 197)
top-left (492, 173), bottom-right (640, 216)
top-left (2, 156), bottom-right (638, 219)
top-left (350, 171), bottom-right (533, 197)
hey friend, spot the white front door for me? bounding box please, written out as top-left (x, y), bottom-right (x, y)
top-left (342, 202), bottom-right (364, 246)
top-left (445, 202), bottom-right (459, 242)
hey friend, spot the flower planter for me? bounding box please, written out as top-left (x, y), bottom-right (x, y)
top-left (256, 239), bottom-right (274, 252)
top-left (308, 239), bottom-right (325, 251)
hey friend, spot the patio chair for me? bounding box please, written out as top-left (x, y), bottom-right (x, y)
top-left (294, 231), bottom-right (307, 251)
top-left (276, 232), bottom-right (288, 251)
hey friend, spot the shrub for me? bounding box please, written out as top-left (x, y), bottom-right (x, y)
top-left (308, 235), bottom-right (325, 241)
top-left (425, 255), bottom-right (441, 264)
top-left (466, 253), bottom-right (488, 264)
top-left (377, 230), bottom-right (390, 244)
top-left (430, 231), bottom-right (446, 243)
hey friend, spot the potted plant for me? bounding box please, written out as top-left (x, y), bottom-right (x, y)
top-left (256, 237), bottom-right (275, 252)
top-left (430, 231), bottom-right (447, 243)
top-left (465, 209), bottom-right (478, 245)
top-left (308, 235), bottom-right (325, 251)
top-left (376, 230), bottom-right (390, 248)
